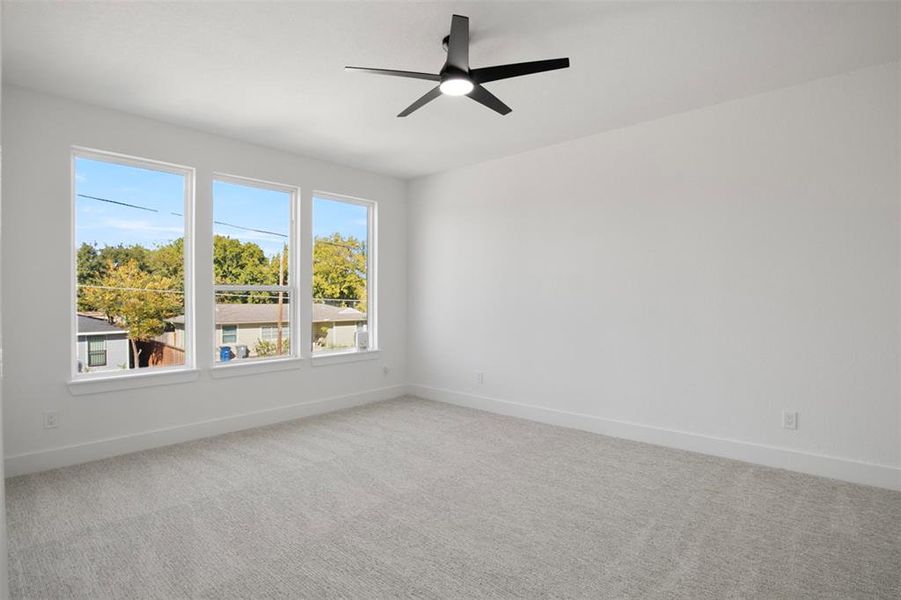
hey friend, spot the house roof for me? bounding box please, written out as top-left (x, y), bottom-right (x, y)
top-left (168, 303), bottom-right (365, 325)
top-left (77, 314), bottom-right (126, 335)
top-left (311, 303), bottom-right (367, 323)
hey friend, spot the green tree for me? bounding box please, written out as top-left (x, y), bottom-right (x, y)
top-left (268, 244), bottom-right (289, 286)
top-left (313, 233), bottom-right (367, 311)
top-left (79, 241), bottom-right (185, 311)
top-left (98, 244), bottom-right (151, 272)
top-left (81, 260), bottom-right (183, 367)
top-left (213, 236), bottom-right (287, 303)
top-left (77, 243), bottom-right (105, 283)
top-left (77, 243), bottom-right (106, 311)
top-left (147, 238), bottom-right (184, 288)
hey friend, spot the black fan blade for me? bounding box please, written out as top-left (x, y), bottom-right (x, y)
top-left (471, 58), bottom-right (570, 84)
top-left (345, 66), bottom-right (440, 81)
top-left (467, 85), bottom-right (512, 115)
top-left (446, 14), bottom-right (469, 71)
top-left (398, 86), bottom-right (442, 117)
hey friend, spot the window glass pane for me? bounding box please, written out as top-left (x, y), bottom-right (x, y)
top-left (213, 180), bottom-right (293, 363)
top-left (213, 181), bottom-right (291, 286)
top-left (75, 156), bottom-right (187, 374)
top-left (214, 291), bottom-right (291, 362)
top-left (312, 197), bottom-right (369, 353)
top-left (260, 325), bottom-right (290, 342)
top-left (87, 338), bottom-right (107, 367)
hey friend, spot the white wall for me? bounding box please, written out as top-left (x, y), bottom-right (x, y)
top-left (0, 2), bottom-right (10, 594)
top-left (2, 63), bottom-right (899, 493)
top-left (1, 86), bottom-right (406, 475)
top-left (408, 63), bottom-right (901, 489)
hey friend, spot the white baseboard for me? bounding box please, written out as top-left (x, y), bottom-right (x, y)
top-left (5, 385), bottom-right (406, 477)
top-left (9, 382), bottom-right (899, 492)
top-left (407, 384), bottom-right (901, 492)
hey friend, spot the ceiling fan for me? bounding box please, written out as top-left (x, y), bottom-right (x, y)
top-left (345, 14), bottom-right (570, 117)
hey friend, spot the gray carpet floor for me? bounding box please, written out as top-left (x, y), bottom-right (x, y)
top-left (6, 396), bottom-right (901, 599)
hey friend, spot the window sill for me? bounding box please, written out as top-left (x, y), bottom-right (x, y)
top-left (311, 349), bottom-right (380, 367)
top-left (210, 357), bottom-right (303, 378)
top-left (68, 368), bottom-right (199, 396)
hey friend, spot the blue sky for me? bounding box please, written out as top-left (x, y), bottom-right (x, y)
top-left (312, 197), bottom-right (368, 243)
top-left (214, 180), bottom-right (290, 256)
top-left (75, 157), bottom-right (185, 250)
top-left (75, 158), bottom-right (368, 257)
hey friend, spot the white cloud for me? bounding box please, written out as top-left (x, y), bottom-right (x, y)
top-left (103, 218), bottom-right (182, 234)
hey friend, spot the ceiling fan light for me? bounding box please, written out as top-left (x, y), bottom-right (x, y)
top-left (439, 78), bottom-right (474, 96)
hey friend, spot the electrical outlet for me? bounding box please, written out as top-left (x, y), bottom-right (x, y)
top-left (782, 410), bottom-right (799, 430)
top-left (475, 371), bottom-right (484, 384)
top-left (43, 411), bottom-right (59, 429)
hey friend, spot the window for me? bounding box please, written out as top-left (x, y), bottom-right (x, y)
top-left (73, 150), bottom-right (193, 377)
top-left (87, 338), bottom-right (107, 367)
top-left (312, 194), bottom-right (375, 354)
top-left (213, 177), bottom-right (296, 364)
top-left (261, 325), bottom-right (289, 342)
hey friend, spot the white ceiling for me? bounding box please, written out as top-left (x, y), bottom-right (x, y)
top-left (3, 1), bottom-right (898, 179)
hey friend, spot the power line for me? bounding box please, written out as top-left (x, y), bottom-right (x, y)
top-left (77, 194), bottom-right (159, 213)
top-left (215, 291), bottom-right (287, 298)
top-left (315, 239), bottom-right (365, 251)
top-left (78, 284), bottom-right (184, 294)
top-left (78, 193), bottom-right (288, 239)
top-left (79, 194), bottom-right (369, 247)
top-left (214, 221), bottom-right (287, 239)
top-left (79, 285), bottom-right (290, 299)
top-left (78, 284), bottom-right (366, 305)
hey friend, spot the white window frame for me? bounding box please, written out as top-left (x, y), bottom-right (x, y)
top-left (69, 147), bottom-right (196, 384)
top-left (310, 191), bottom-right (377, 357)
top-left (211, 174), bottom-right (300, 368)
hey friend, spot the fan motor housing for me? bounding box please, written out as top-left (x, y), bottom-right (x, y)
top-left (440, 65), bottom-right (468, 80)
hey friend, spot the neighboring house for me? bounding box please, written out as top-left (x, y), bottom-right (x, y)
top-left (76, 314), bottom-right (130, 373)
top-left (167, 303), bottom-right (366, 359)
top-left (311, 303), bottom-right (368, 350)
